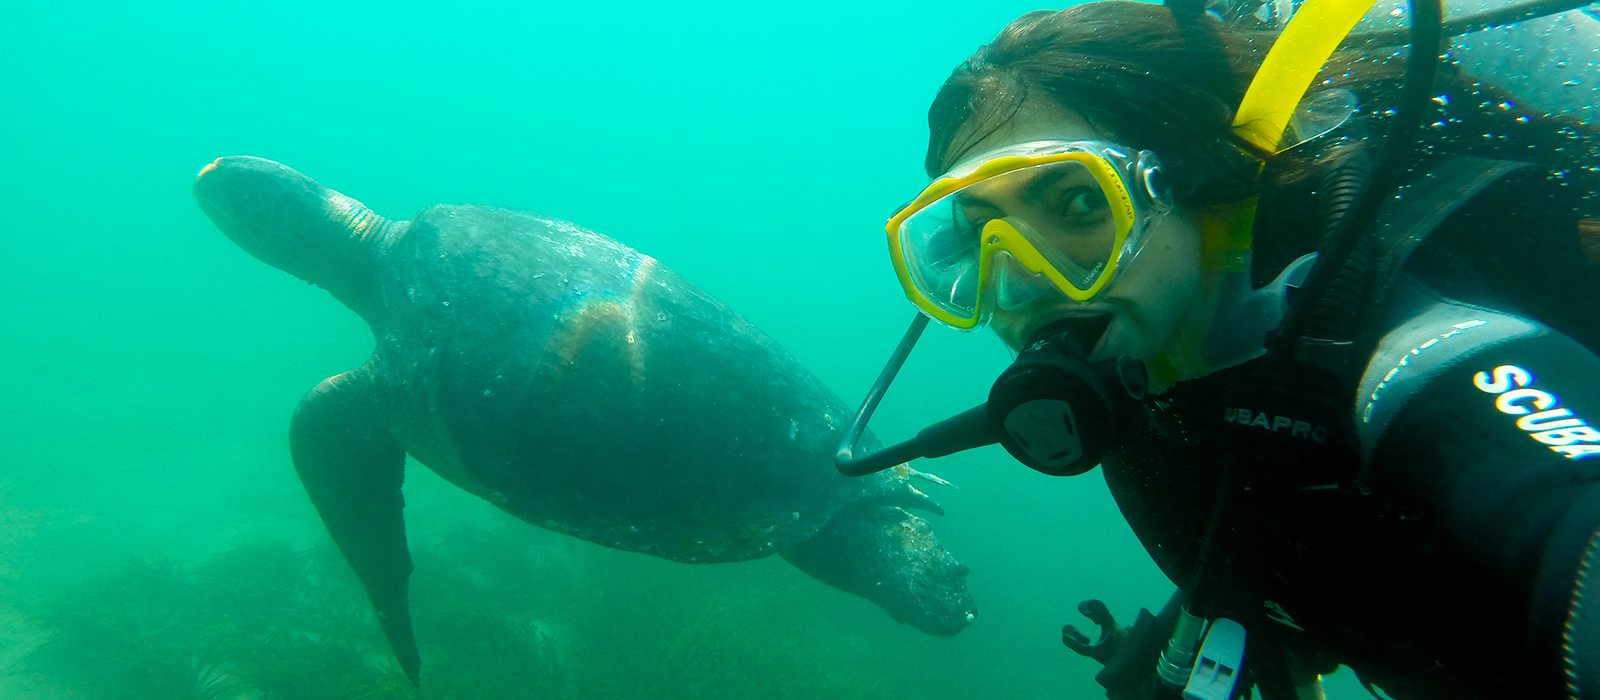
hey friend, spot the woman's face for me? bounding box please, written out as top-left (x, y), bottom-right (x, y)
top-left (951, 101), bottom-right (1205, 366)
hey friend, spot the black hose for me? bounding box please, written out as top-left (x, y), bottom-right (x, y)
top-left (1347, 0), bottom-right (1596, 48)
top-left (1185, 454), bottom-right (1242, 618)
top-left (835, 313), bottom-right (930, 476)
top-left (1316, 153), bottom-right (1373, 249)
top-left (834, 313), bottom-right (1004, 477)
top-left (1267, 0), bottom-right (1444, 372)
top-left (1301, 153), bottom-right (1373, 344)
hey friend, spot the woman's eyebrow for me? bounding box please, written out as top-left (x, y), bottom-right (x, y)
top-left (956, 166), bottom-right (1087, 212)
top-left (1021, 168), bottom-right (1073, 203)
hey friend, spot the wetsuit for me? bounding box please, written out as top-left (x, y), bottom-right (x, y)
top-left (1099, 164), bottom-right (1600, 699)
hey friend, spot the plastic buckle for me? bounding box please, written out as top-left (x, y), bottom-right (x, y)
top-left (1183, 617), bottom-right (1246, 700)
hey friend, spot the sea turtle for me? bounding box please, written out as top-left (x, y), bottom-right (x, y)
top-left (192, 156), bottom-right (975, 684)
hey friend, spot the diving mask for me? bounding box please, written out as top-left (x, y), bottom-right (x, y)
top-left (889, 140), bottom-right (1174, 330)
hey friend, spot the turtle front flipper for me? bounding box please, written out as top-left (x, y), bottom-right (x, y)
top-left (289, 368), bottom-right (419, 685)
top-left (780, 503), bottom-right (977, 636)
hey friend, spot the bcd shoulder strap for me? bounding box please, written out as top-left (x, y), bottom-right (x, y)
top-left (1366, 154), bottom-right (1536, 306)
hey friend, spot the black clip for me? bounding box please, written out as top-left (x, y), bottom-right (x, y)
top-left (1063, 599), bottom-right (1129, 665)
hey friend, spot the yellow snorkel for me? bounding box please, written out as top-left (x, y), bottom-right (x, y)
top-left (1262, 0), bottom-right (1445, 371)
top-left (1165, 0), bottom-right (1403, 387)
top-left (1233, 0), bottom-right (1378, 152)
top-left (1201, 0), bottom-right (1384, 275)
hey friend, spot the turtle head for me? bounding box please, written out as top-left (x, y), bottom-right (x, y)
top-left (867, 507), bottom-right (977, 636)
top-left (781, 503), bottom-right (977, 637)
top-left (194, 156), bottom-right (398, 316)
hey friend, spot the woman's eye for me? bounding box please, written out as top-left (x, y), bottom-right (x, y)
top-left (1060, 187), bottom-right (1109, 218)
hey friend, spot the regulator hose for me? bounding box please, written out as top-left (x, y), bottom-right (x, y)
top-left (1302, 152), bottom-right (1373, 346)
top-left (1347, 0), bottom-right (1598, 47)
top-left (1267, 0), bottom-right (1444, 374)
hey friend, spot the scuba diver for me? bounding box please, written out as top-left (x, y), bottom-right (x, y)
top-left (836, 0), bottom-right (1600, 698)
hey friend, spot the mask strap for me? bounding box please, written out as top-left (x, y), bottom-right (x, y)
top-left (1197, 0), bottom-right (1380, 270)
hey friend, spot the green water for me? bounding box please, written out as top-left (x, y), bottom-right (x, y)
top-left (0, 2), bottom-right (1380, 698)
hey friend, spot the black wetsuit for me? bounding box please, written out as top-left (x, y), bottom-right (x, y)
top-left (1099, 164), bottom-right (1600, 699)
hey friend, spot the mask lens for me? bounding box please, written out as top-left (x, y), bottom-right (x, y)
top-left (1002, 160), bottom-right (1121, 291)
top-left (897, 195), bottom-right (985, 319)
top-left (991, 251), bottom-right (1056, 311)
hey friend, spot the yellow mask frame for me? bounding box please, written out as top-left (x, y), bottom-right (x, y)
top-left (887, 146), bottom-right (1144, 330)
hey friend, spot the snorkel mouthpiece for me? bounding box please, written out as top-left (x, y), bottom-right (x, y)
top-left (988, 317), bottom-right (1147, 476)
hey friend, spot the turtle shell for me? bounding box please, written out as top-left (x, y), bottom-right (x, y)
top-left (372, 205), bottom-right (905, 562)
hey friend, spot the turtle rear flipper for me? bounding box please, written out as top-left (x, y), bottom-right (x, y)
top-left (290, 368), bottom-right (419, 685)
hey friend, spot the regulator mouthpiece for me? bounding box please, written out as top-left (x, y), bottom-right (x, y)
top-left (836, 314), bottom-right (1144, 478)
top-left (988, 317), bottom-right (1147, 476)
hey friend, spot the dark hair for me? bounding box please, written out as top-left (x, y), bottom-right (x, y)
top-left (926, 2), bottom-right (1599, 215)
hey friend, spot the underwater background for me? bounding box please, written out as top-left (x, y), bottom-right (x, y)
top-left (2, 1), bottom-right (1587, 698)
